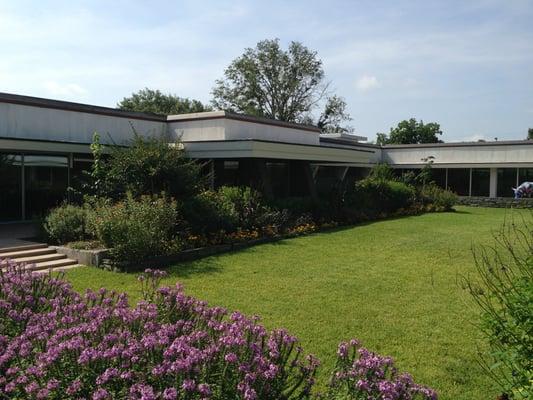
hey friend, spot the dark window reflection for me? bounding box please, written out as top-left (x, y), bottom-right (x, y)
top-left (447, 169), bottom-right (470, 196)
top-left (24, 155), bottom-right (69, 220)
top-left (471, 169), bottom-right (490, 197)
top-left (497, 168), bottom-right (517, 198)
top-left (0, 154), bottom-right (22, 222)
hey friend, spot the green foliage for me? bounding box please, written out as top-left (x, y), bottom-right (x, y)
top-left (44, 204), bottom-right (89, 244)
top-left (419, 184), bottom-right (457, 211)
top-left (181, 191), bottom-right (237, 235)
top-left (367, 163), bottom-right (396, 181)
top-left (467, 218), bottom-right (533, 399)
top-left (216, 186), bottom-right (269, 230)
top-left (346, 179), bottom-right (416, 216)
top-left (377, 118), bottom-right (443, 145)
top-left (117, 88), bottom-right (211, 115)
top-left (89, 133), bottom-right (203, 200)
top-left (528, 128), bottom-right (533, 140)
top-left (87, 193), bottom-right (178, 266)
top-left (212, 38), bottom-right (351, 131)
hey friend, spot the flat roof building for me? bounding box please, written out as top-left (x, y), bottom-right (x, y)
top-left (1, 92), bottom-right (533, 221)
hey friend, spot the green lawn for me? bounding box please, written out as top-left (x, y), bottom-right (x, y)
top-left (64, 206), bottom-right (516, 400)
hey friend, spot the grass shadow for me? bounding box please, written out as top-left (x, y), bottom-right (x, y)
top-left (167, 257), bottom-right (224, 278)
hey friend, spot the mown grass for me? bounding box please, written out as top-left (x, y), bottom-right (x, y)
top-left (64, 206), bottom-right (518, 399)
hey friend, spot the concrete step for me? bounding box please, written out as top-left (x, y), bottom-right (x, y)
top-left (0, 243), bottom-right (48, 254)
top-left (32, 258), bottom-right (78, 271)
top-left (0, 247), bottom-right (56, 260)
top-left (15, 253), bottom-right (66, 264)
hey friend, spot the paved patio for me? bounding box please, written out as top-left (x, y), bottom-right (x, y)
top-left (0, 222), bottom-right (40, 250)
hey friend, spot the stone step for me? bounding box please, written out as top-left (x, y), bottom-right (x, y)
top-left (0, 243), bottom-right (48, 254)
top-left (15, 253), bottom-right (66, 264)
top-left (0, 247), bottom-right (56, 260)
top-left (32, 258), bottom-right (78, 271)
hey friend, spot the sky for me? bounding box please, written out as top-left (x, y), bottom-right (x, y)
top-left (1, 0), bottom-right (532, 142)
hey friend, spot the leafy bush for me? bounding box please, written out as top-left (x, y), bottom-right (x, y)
top-left (88, 133), bottom-right (203, 200)
top-left (346, 179), bottom-right (415, 216)
top-left (466, 218), bottom-right (533, 399)
top-left (0, 262), bottom-right (437, 400)
top-left (217, 186), bottom-right (268, 230)
top-left (87, 193), bottom-right (178, 266)
top-left (181, 190), bottom-right (236, 235)
top-left (419, 184), bottom-right (457, 211)
top-left (43, 204), bottom-right (89, 244)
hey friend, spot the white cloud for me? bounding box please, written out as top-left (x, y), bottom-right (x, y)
top-left (355, 75), bottom-right (380, 92)
top-left (42, 81), bottom-right (87, 98)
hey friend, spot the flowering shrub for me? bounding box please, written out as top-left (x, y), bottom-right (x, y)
top-left (0, 262), bottom-right (438, 400)
top-left (323, 340), bottom-right (437, 400)
top-left (0, 262), bottom-right (318, 399)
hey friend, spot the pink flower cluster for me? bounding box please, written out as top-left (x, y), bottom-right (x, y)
top-left (0, 261), bottom-right (318, 399)
top-left (325, 340), bottom-right (438, 400)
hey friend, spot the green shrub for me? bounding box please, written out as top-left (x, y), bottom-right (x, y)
top-left (217, 186), bottom-right (268, 230)
top-left (181, 190), bottom-right (236, 235)
top-left (87, 133), bottom-right (204, 200)
top-left (87, 193), bottom-right (178, 266)
top-left (419, 184), bottom-right (457, 211)
top-left (346, 179), bottom-right (415, 215)
top-left (43, 204), bottom-right (89, 244)
top-left (466, 218), bottom-right (533, 399)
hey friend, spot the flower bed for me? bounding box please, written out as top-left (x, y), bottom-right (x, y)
top-left (0, 261), bottom-right (437, 399)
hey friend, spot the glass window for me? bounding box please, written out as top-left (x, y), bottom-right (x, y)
top-left (497, 168), bottom-right (517, 198)
top-left (266, 162), bottom-right (289, 197)
top-left (518, 168), bottom-right (533, 184)
top-left (431, 169), bottom-right (447, 189)
top-left (0, 154), bottom-right (22, 222)
top-left (471, 169), bottom-right (490, 197)
top-left (447, 169), bottom-right (469, 196)
top-left (24, 155), bottom-right (69, 220)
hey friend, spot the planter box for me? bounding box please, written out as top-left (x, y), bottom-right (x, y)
top-left (53, 246), bottom-right (109, 267)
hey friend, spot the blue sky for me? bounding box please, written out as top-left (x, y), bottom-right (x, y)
top-left (1, 0), bottom-right (532, 142)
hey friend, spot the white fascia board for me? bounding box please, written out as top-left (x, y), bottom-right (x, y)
top-left (391, 163), bottom-right (533, 168)
top-left (0, 138), bottom-right (94, 154)
top-left (183, 140), bottom-right (376, 163)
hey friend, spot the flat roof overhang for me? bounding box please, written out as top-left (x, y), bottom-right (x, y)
top-left (391, 162), bottom-right (533, 168)
top-left (183, 139), bottom-right (378, 164)
top-left (0, 137), bottom-right (94, 154)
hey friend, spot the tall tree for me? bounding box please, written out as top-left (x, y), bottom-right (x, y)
top-left (528, 127), bottom-right (533, 140)
top-left (212, 39), bottom-right (352, 132)
top-left (117, 88), bottom-right (211, 115)
top-left (376, 118), bottom-right (443, 145)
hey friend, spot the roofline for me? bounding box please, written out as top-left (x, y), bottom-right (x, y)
top-left (320, 137), bottom-right (380, 149)
top-left (383, 140), bottom-right (533, 149)
top-left (0, 92), bottom-right (167, 122)
top-left (167, 111), bottom-right (321, 133)
top-left (182, 138), bottom-right (375, 153)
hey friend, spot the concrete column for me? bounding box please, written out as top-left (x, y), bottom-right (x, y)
top-left (489, 168), bottom-right (498, 198)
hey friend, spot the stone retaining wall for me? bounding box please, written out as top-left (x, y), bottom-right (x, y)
top-left (457, 196), bottom-right (533, 208)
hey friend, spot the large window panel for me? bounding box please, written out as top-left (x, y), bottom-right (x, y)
top-left (0, 154), bottom-right (22, 222)
top-left (518, 168), bottom-right (533, 184)
top-left (431, 168), bottom-right (447, 189)
top-left (471, 168), bottom-right (490, 197)
top-left (447, 168), bottom-right (470, 196)
top-left (24, 155), bottom-right (69, 220)
top-left (497, 168), bottom-right (517, 198)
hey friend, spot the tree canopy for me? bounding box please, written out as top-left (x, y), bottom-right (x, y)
top-left (117, 88), bottom-right (211, 115)
top-left (212, 39), bottom-right (352, 132)
top-left (528, 127), bottom-right (533, 140)
top-left (376, 119), bottom-right (443, 145)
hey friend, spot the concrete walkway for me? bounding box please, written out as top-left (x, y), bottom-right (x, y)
top-left (0, 222), bottom-right (40, 250)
